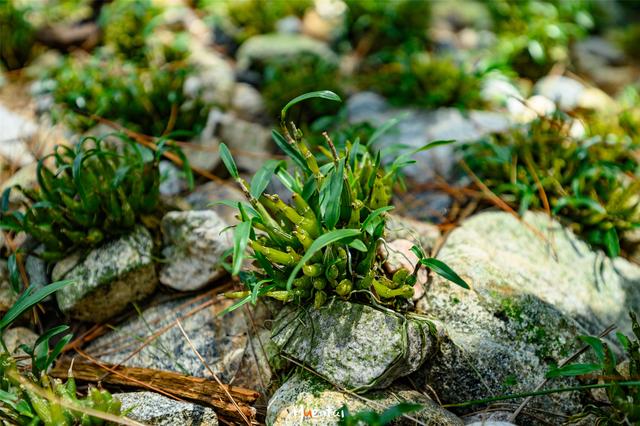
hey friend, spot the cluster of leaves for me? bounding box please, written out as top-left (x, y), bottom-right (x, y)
top-left (341, 0), bottom-right (431, 56)
top-left (0, 278), bottom-right (123, 425)
top-left (261, 53), bottom-right (343, 122)
top-left (220, 91), bottom-right (468, 312)
top-left (485, 0), bottom-right (595, 80)
top-left (221, 0), bottom-right (312, 43)
top-left (462, 115), bottom-right (640, 257)
top-left (0, 0), bottom-right (37, 70)
top-left (547, 311), bottom-right (640, 424)
top-left (358, 51), bottom-right (486, 110)
top-left (44, 49), bottom-right (208, 137)
top-left (0, 135), bottom-right (192, 260)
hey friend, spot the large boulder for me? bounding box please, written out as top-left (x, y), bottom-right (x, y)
top-left (414, 211), bottom-right (640, 422)
top-left (52, 226), bottom-right (157, 322)
top-left (271, 299), bottom-right (438, 392)
top-left (267, 371), bottom-right (462, 426)
top-left (159, 210), bottom-right (232, 291)
top-left (116, 391), bottom-right (218, 426)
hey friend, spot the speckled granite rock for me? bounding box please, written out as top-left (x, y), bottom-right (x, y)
top-left (186, 181), bottom-right (245, 224)
top-left (159, 211), bottom-right (232, 291)
top-left (414, 211), bottom-right (640, 422)
top-left (266, 371), bottom-right (462, 426)
top-left (52, 226), bottom-right (157, 323)
top-left (85, 295), bottom-right (249, 381)
top-left (116, 392), bottom-right (218, 425)
top-left (271, 300), bottom-right (438, 392)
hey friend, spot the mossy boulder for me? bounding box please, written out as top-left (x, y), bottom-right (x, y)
top-left (52, 225), bottom-right (157, 323)
top-left (271, 299), bottom-right (438, 392)
top-left (414, 211), bottom-right (640, 422)
top-left (267, 370), bottom-right (462, 426)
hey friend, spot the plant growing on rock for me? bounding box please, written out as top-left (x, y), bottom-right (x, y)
top-left (0, 135), bottom-right (192, 260)
top-left (462, 115), bottom-right (640, 257)
top-left (547, 311), bottom-right (640, 424)
top-left (221, 91), bottom-right (468, 312)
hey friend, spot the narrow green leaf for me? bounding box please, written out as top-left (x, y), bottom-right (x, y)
top-left (412, 139), bottom-right (456, 154)
top-left (420, 258), bottom-right (470, 289)
top-left (361, 206), bottom-right (395, 232)
top-left (552, 196), bottom-right (606, 215)
top-left (367, 116), bottom-right (401, 147)
top-left (250, 160), bottom-right (285, 199)
top-left (281, 90), bottom-right (342, 122)
top-left (603, 228), bottom-right (620, 257)
top-left (578, 335), bottom-right (605, 363)
top-left (232, 221), bottom-right (252, 276)
top-left (286, 229), bottom-right (361, 290)
top-left (545, 363), bottom-right (602, 379)
top-left (348, 239), bottom-right (367, 252)
top-left (320, 159), bottom-right (344, 229)
top-left (219, 143), bottom-right (239, 179)
top-left (7, 253), bottom-right (20, 294)
top-left (0, 279), bottom-right (74, 332)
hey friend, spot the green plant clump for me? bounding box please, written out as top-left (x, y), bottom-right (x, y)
top-left (462, 115), bottom-right (640, 257)
top-left (223, 0), bottom-right (312, 43)
top-left (98, 0), bottom-right (161, 61)
top-left (220, 91), bottom-right (468, 312)
top-left (342, 0), bottom-right (431, 55)
top-left (0, 135), bottom-right (192, 260)
top-left (0, 0), bottom-right (37, 70)
top-left (261, 53), bottom-right (343, 121)
top-left (358, 51), bottom-right (486, 109)
top-left (45, 48), bottom-right (208, 137)
top-left (486, 0), bottom-right (595, 80)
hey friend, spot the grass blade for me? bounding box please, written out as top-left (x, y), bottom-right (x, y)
top-left (281, 90), bottom-right (342, 122)
top-left (420, 258), bottom-right (470, 289)
top-left (232, 221), bottom-right (252, 276)
top-left (219, 143), bottom-right (239, 179)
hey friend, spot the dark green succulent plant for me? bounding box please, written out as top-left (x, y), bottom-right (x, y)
top-left (547, 311), bottom-right (640, 424)
top-left (220, 91), bottom-right (468, 312)
top-left (0, 135), bottom-right (192, 260)
top-left (462, 114), bottom-right (640, 257)
top-left (0, 0), bottom-right (37, 70)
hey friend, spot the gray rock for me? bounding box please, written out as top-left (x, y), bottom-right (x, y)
top-left (4, 327), bottom-right (38, 368)
top-left (533, 75), bottom-right (585, 111)
top-left (185, 43), bottom-right (235, 107)
top-left (267, 371), bottom-right (462, 426)
top-left (52, 226), bottom-right (158, 323)
top-left (159, 161), bottom-right (188, 196)
top-left (276, 16), bottom-right (302, 34)
top-left (0, 104), bottom-right (37, 166)
top-left (85, 295), bottom-right (249, 381)
top-left (185, 181), bottom-right (245, 224)
top-left (346, 92), bottom-right (510, 184)
top-left (271, 299), bottom-right (438, 392)
top-left (414, 211), bottom-right (640, 421)
top-left (574, 37), bottom-right (626, 68)
top-left (236, 34), bottom-right (338, 71)
top-left (187, 109), bottom-right (272, 174)
top-left (159, 210), bottom-right (232, 291)
top-left (25, 245), bottom-right (48, 292)
top-left (116, 392), bottom-right (218, 426)
top-left (231, 82), bottom-right (266, 122)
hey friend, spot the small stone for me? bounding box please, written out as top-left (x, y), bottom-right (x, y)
top-left (0, 260), bottom-right (17, 313)
top-left (533, 75), bottom-right (585, 111)
top-left (276, 16), bottom-right (302, 34)
top-left (185, 181), bottom-right (245, 224)
top-left (267, 371), bottom-right (462, 426)
top-left (0, 104), bottom-right (37, 166)
top-left (231, 82), bottom-right (266, 122)
top-left (185, 43), bottom-right (235, 107)
top-left (271, 299), bottom-right (437, 391)
top-left (159, 161), bottom-right (188, 196)
top-left (52, 226), bottom-right (158, 323)
top-left (116, 392), bottom-right (218, 426)
top-left (159, 210), bottom-right (232, 291)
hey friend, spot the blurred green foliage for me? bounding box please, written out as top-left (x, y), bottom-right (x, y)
top-left (0, 0), bottom-right (36, 70)
top-left (462, 114), bottom-right (640, 257)
top-left (486, 0), bottom-right (595, 79)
